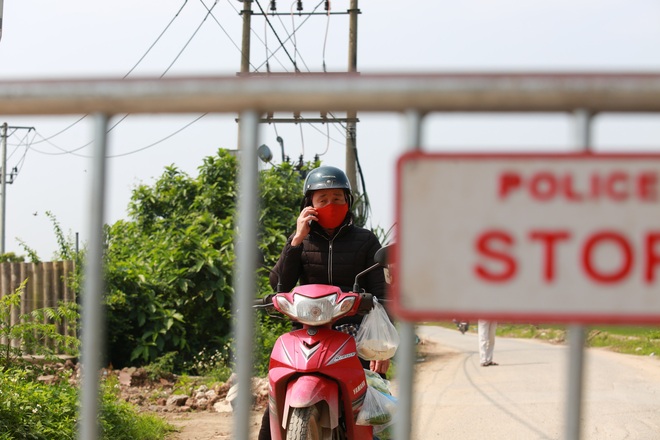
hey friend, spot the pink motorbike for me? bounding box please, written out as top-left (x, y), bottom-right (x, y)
top-left (254, 246), bottom-right (390, 440)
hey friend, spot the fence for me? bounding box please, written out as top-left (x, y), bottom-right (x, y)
top-left (0, 260), bottom-right (77, 351)
top-left (5, 74), bottom-right (660, 440)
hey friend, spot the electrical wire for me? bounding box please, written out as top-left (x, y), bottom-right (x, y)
top-left (6, 127), bottom-right (32, 151)
top-left (3, 128), bottom-right (36, 182)
top-left (273, 2), bottom-right (311, 72)
top-left (252, 1), bottom-right (372, 223)
top-left (27, 116), bottom-right (87, 146)
top-left (254, 0), bottom-right (299, 71)
top-left (289, 1), bottom-right (299, 70)
top-left (285, 0), bottom-right (313, 73)
top-left (29, 0), bottom-right (350, 170)
top-left (29, 0), bottom-right (217, 158)
top-left (318, 121), bottom-right (330, 156)
top-left (347, 126), bottom-right (372, 224)
top-left (96, 1), bottom-right (220, 155)
top-left (200, 0), bottom-right (260, 71)
top-left (263, 0), bottom-right (335, 162)
top-left (263, 9), bottom-right (271, 72)
top-left (28, 114), bottom-right (209, 159)
top-left (298, 123), bottom-right (305, 157)
top-left (30, 0), bottom-right (190, 147)
top-left (243, 1), bottom-right (371, 220)
top-left (258, 2), bottom-right (292, 72)
top-left (253, 0), bottom-right (323, 72)
top-left (163, 0), bottom-right (220, 77)
top-left (34, 0), bottom-right (262, 158)
top-left (322, 1), bottom-right (331, 72)
top-left (124, 0), bottom-right (191, 78)
top-left (12, 142), bottom-right (31, 180)
top-left (29, 132), bottom-right (90, 157)
top-left (227, 0), bottom-right (289, 72)
top-left (106, 114), bottom-right (208, 158)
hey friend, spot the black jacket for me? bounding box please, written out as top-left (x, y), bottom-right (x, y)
top-left (269, 218), bottom-right (386, 325)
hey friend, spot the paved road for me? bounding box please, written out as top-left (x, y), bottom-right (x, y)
top-left (405, 325), bottom-right (660, 440)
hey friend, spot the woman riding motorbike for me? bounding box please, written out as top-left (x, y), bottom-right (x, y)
top-left (258, 165), bottom-right (388, 440)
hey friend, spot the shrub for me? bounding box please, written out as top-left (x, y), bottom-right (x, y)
top-left (0, 281), bottom-right (79, 368)
top-left (0, 367), bottom-right (173, 440)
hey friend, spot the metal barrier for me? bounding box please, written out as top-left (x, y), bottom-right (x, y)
top-left (3, 73), bottom-right (660, 440)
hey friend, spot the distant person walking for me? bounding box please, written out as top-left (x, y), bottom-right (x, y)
top-left (478, 320), bottom-right (498, 366)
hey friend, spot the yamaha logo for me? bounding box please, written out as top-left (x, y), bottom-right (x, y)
top-left (353, 380), bottom-right (366, 395)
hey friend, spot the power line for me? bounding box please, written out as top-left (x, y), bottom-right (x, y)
top-left (255, 0), bottom-right (346, 161)
top-left (252, 0), bottom-right (324, 72)
top-left (125, 0), bottom-right (191, 78)
top-left (322, 3), bottom-right (331, 72)
top-left (162, 0), bottom-right (221, 77)
top-left (0, 124), bottom-right (35, 253)
top-left (29, 113), bottom-right (209, 159)
top-left (31, 1), bottom-right (190, 147)
top-left (202, 0), bottom-right (262, 71)
top-left (29, 0), bottom-right (309, 159)
top-left (106, 114), bottom-right (208, 158)
top-left (254, 0), bottom-right (300, 71)
top-left (27, 0), bottom-right (346, 166)
top-left (28, 116), bottom-right (88, 146)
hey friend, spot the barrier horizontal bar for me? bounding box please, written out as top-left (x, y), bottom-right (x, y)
top-left (3, 73), bottom-right (660, 115)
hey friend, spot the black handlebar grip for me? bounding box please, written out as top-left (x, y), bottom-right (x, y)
top-left (253, 294), bottom-right (274, 307)
top-left (356, 293), bottom-right (374, 315)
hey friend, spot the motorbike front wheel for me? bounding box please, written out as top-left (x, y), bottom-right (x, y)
top-left (286, 405), bottom-right (324, 440)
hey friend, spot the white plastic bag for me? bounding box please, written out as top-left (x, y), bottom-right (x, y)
top-left (364, 368), bottom-right (391, 395)
top-left (355, 298), bottom-right (399, 360)
top-left (373, 420), bottom-right (395, 440)
top-left (356, 385), bottom-right (397, 426)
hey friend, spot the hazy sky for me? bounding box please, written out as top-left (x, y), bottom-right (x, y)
top-left (1, 0), bottom-right (660, 259)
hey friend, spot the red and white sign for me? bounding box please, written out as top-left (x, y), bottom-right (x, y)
top-left (392, 152), bottom-right (660, 324)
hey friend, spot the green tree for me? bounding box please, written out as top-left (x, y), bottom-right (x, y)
top-left (0, 252), bottom-right (24, 263)
top-left (104, 149), bottom-right (312, 368)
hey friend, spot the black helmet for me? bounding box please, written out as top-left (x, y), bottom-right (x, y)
top-left (301, 166), bottom-right (352, 209)
top-left (303, 166), bottom-right (351, 195)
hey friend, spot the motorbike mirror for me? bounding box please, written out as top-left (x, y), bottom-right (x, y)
top-left (374, 244), bottom-right (395, 267)
top-left (352, 244), bottom-right (396, 292)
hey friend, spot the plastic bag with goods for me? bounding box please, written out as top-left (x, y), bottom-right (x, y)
top-left (373, 420), bottom-right (394, 440)
top-left (356, 385), bottom-right (397, 426)
top-left (364, 368), bottom-right (391, 395)
top-left (355, 298), bottom-right (399, 360)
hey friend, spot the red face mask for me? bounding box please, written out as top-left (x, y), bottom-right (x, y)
top-left (315, 203), bottom-right (349, 229)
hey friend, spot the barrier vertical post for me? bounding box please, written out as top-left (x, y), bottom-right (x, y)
top-left (564, 108), bottom-right (592, 440)
top-left (233, 110), bottom-right (260, 440)
top-left (393, 109), bottom-right (424, 440)
top-left (78, 113), bottom-right (109, 440)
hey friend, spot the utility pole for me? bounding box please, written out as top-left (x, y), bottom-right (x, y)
top-left (240, 0), bottom-right (361, 183)
top-left (345, 0), bottom-right (359, 190)
top-left (0, 122), bottom-right (6, 254)
top-left (240, 0), bottom-right (252, 77)
top-left (0, 0), bottom-right (4, 43)
top-left (0, 124), bottom-right (34, 254)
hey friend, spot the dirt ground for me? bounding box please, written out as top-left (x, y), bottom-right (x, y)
top-left (157, 343), bottom-right (438, 440)
top-left (159, 325), bottom-right (660, 439)
top-left (161, 410), bottom-right (264, 440)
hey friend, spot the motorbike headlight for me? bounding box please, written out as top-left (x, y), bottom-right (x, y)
top-left (277, 294), bottom-right (356, 326)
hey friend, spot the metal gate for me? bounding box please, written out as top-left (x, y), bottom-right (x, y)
top-left (3, 73), bottom-right (660, 439)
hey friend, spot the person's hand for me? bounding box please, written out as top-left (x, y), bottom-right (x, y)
top-left (291, 207), bottom-right (317, 246)
top-left (370, 359), bottom-right (390, 375)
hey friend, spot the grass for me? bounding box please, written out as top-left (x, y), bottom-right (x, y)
top-left (0, 367), bottom-right (175, 440)
top-left (434, 321), bottom-right (660, 357)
